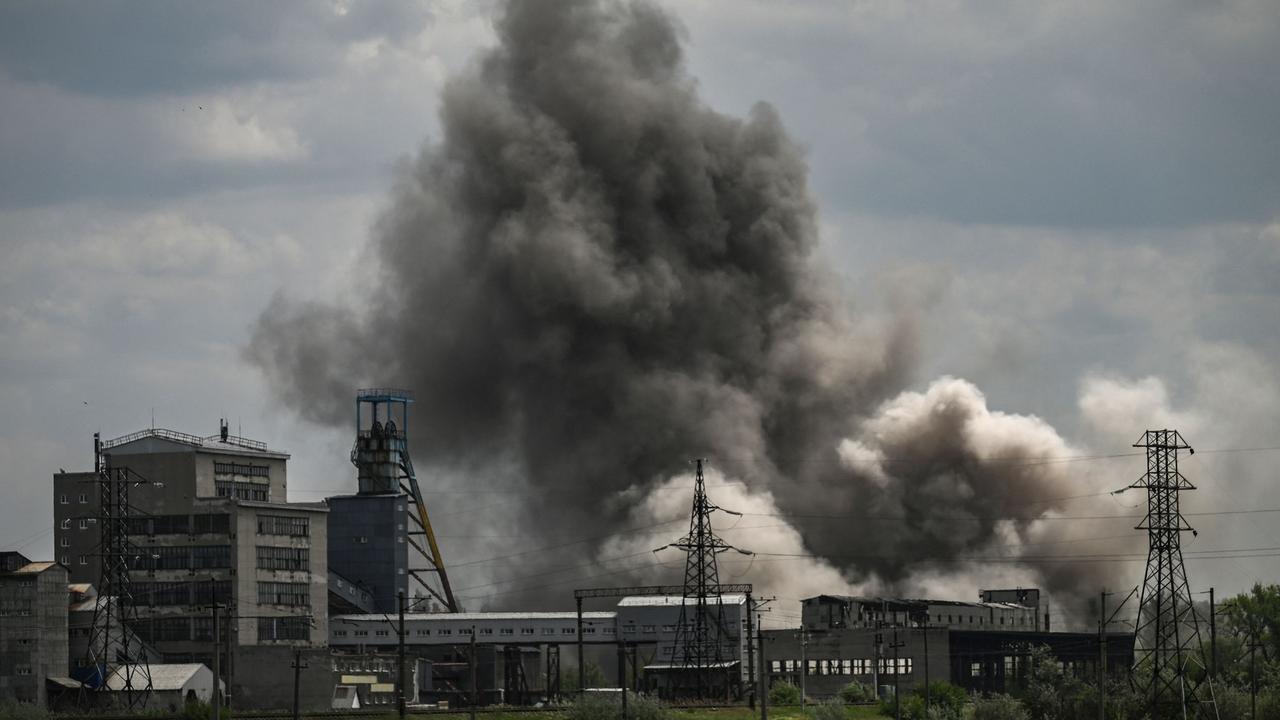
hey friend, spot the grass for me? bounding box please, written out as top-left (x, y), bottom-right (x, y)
top-left (673, 705), bottom-right (888, 720)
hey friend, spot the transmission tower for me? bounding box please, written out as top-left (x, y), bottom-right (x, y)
top-left (1128, 429), bottom-right (1218, 719)
top-left (656, 459), bottom-right (752, 698)
top-left (81, 433), bottom-right (155, 709)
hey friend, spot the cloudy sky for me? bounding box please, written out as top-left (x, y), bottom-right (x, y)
top-left (2, 0), bottom-right (1278, 621)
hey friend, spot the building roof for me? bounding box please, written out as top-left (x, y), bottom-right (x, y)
top-left (101, 427), bottom-right (288, 459)
top-left (617, 594), bottom-right (746, 607)
top-left (804, 595), bottom-right (1035, 611)
top-left (106, 664), bottom-right (209, 692)
top-left (68, 583), bottom-right (94, 594)
top-left (14, 561), bottom-right (61, 574)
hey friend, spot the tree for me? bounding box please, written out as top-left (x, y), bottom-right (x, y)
top-left (768, 680), bottom-right (802, 705)
top-left (971, 694), bottom-right (1028, 720)
top-left (838, 680), bottom-right (874, 703)
top-left (562, 662), bottom-right (608, 692)
top-left (1222, 583), bottom-right (1280, 663)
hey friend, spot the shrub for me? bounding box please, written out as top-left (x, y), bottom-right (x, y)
top-left (769, 680), bottom-right (803, 705)
top-left (174, 700), bottom-right (230, 720)
top-left (813, 697), bottom-right (846, 720)
top-left (567, 691), bottom-right (670, 720)
top-left (838, 680), bottom-right (874, 703)
top-left (971, 693), bottom-right (1029, 720)
top-left (0, 700), bottom-right (50, 720)
top-left (919, 680), bottom-right (967, 718)
top-left (880, 693), bottom-right (927, 720)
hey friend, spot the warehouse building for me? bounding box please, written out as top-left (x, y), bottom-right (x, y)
top-left (766, 591), bottom-right (1133, 698)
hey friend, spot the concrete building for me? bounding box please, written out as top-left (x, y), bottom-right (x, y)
top-left (51, 424), bottom-right (328, 707)
top-left (326, 493), bottom-right (408, 614)
top-left (104, 663), bottom-right (221, 710)
top-left (767, 592), bottom-right (1133, 699)
top-left (0, 553), bottom-right (69, 706)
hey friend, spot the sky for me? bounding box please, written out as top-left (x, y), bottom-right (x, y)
top-left (2, 0), bottom-right (1279, 627)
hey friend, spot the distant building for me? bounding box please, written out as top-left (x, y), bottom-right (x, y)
top-left (0, 553), bottom-right (69, 706)
top-left (51, 424), bottom-right (328, 706)
top-left (768, 591), bottom-right (1132, 699)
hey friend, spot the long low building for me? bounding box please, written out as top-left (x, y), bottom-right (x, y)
top-left (329, 611), bottom-right (620, 647)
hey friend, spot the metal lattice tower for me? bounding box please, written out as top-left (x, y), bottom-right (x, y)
top-left (352, 388), bottom-right (458, 611)
top-left (1129, 429), bottom-right (1218, 719)
top-left (658, 459), bottom-right (751, 698)
top-left (82, 433), bottom-right (154, 709)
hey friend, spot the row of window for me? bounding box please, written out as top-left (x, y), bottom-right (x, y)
top-left (216, 481), bottom-right (270, 502)
top-left (214, 462), bottom-right (270, 477)
top-left (258, 581), bottom-right (310, 607)
top-left (135, 545), bottom-right (231, 571)
top-left (257, 546), bottom-right (310, 571)
top-left (58, 493), bottom-right (89, 504)
top-left (771, 658), bottom-right (914, 676)
top-left (127, 514), bottom-right (230, 536)
top-left (0, 599), bottom-right (33, 617)
top-left (131, 580), bottom-right (232, 607)
top-left (258, 515), bottom-right (309, 537)
top-left (929, 613), bottom-right (1031, 627)
top-left (258, 616), bottom-right (310, 641)
top-left (333, 624), bottom-right (627, 638)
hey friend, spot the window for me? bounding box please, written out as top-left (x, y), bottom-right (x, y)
top-left (375, 630), bottom-right (389, 637)
top-left (79, 555), bottom-right (87, 565)
top-left (642, 625), bottom-right (656, 633)
top-left (257, 581), bottom-right (310, 607)
top-left (259, 616), bottom-right (309, 641)
top-left (480, 628), bottom-right (493, 635)
top-left (417, 630), bottom-right (430, 636)
top-left (459, 628), bottom-right (472, 635)
top-left (661, 624), bottom-right (675, 632)
top-left (562, 628), bottom-right (575, 635)
top-left (214, 461), bottom-right (270, 477)
top-left (438, 628), bottom-right (452, 635)
top-left (355, 630), bottom-right (368, 637)
top-left (79, 493), bottom-right (87, 503)
top-left (334, 630), bottom-right (348, 637)
top-left (256, 546), bottom-right (309, 571)
top-left (970, 662), bottom-right (982, 678)
top-left (542, 628), bottom-right (555, 635)
top-left (808, 660), bottom-right (817, 674)
top-left (60, 537), bottom-right (69, 548)
top-left (583, 627), bottom-right (595, 634)
top-left (216, 479), bottom-right (269, 502)
top-left (60, 555), bottom-right (68, 565)
top-left (79, 519), bottom-right (88, 530)
top-left (623, 625), bottom-right (636, 634)
top-left (771, 660), bottom-right (781, 673)
top-left (257, 515), bottom-right (308, 537)
top-left (841, 659), bottom-right (852, 675)
top-left (60, 494), bottom-right (68, 505)
top-left (500, 628), bottom-right (514, 636)
top-left (60, 519), bottom-right (70, 529)
top-left (15, 667), bottom-right (32, 676)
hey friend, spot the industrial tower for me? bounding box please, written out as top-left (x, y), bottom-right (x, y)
top-left (659, 459), bottom-right (752, 698)
top-left (1128, 429), bottom-right (1218, 719)
top-left (80, 433), bottom-right (154, 709)
top-left (347, 388), bottom-right (457, 612)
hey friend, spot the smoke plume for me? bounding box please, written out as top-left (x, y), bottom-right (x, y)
top-left (249, 0), bottom-right (1132, 618)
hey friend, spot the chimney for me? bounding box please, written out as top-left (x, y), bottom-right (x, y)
top-left (220, 419), bottom-right (229, 442)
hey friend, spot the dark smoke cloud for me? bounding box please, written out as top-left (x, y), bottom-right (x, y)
top-left (249, 0), bottom-right (1130, 615)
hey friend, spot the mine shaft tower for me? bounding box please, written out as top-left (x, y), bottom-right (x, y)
top-left (350, 388), bottom-right (457, 612)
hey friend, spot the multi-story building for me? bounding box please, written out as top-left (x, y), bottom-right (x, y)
top-left (0, 552), bottom-right (69, 706)
top-left (51, 424), bottom-right (328, 705)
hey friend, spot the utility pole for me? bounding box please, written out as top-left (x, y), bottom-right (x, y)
top-left (291, 649), bottom-right (308, 720)
top-left (798, 624), bottom-right (808, 708)
top-left (890, 625), bottom-right (905, 720)
top-left (757, 615), bottom-right (768, 720)
top-left (1098, 590), bottom-right (1107, 720)
top-left (1209, 588), bottom-right (1217, 681)
top-left (397, 591), bottom-right (407, 719)
top-left (746, 595), bottom-right (756, 710)
top-left (576, 597), bottom-right (585, 695)
top-left (922, 621), bottom-right (930, 713)
top-left (1249, 632), bottom-right (1261, 720)
top-left (617, 640), bottom-right (628, 720)
top-left (470, 627), bottom-right (478, 720)
top-left (211, 601), bottom-right (221, 720)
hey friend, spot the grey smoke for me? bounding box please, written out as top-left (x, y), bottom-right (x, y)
top-left (248, 0), bottom-right (1131, 614)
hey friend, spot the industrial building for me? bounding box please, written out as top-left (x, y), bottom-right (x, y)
top-left (766, 591), bottom-right (1134, 699)
top-left (51, 423), bottom-right (329, 705)
top-left (0, 553), bottom-right (69, 706)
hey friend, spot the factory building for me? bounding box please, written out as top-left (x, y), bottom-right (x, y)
top-left (51, 424), bottom-right (328, 705)
top-left (767, 591), bottom-right (1133, 699)
top-left (0, 553), bottom-right (69, 706)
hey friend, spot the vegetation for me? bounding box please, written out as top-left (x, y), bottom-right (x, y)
top-left (876, 681), bottom-right (966, 720)
top-left (0, 699), bottom-right (51, 720)
top-left (970, 693), bottom-right (1028, 720)
top-left (837, 681), bottom-right (874, 704)
top-left (561, 662), bottom-right (609, 693)
top-left (768, 680), bottom-right (803, 706)
top-left (812, 697), bottom-right (846, 720)
top-left (567, 691), bottom-right (671, 720)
